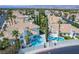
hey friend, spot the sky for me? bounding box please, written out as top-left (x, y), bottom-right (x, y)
top-left (0, 5), bottom-right (79, 9)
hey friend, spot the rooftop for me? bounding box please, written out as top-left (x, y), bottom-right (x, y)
top-left (50, 24), bottom-right (79, 33)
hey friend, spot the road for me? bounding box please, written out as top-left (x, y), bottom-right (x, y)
top-left (37, 45), bottom-right (79, 54)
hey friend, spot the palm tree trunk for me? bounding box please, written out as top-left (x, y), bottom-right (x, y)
top-left (15, 37), bottom-right (20, 53)
top-left (59, 22), bottom-right (60, 37)
top-left (44, 17), bottom-right (49, 48)
top-left (11, 18), bottom-right (13, 25)
top-left (45, 16), bottom-right (49, 42)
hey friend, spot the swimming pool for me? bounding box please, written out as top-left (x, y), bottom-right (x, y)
top-left (29, 35), bottom-right (44, 47)
top-left (48, 36), bottom-right (64, 42)
top-left (19, 30), bottom-right (44, 47)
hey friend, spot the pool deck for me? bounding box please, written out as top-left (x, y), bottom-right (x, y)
top-left (18, 40), bottom-right (79, 54)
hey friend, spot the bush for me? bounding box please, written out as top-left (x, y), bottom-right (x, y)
top-left (25, 35), bottom-right (30, 44)
top-left (75, 36), bottom-right (79, 39)
top-left (64, 36), bottom-right (72, 40)
top-left (0, 38), bottom-right (10, 50)
top-left (0, 32), bottom-right (4, 37)
top-left (72, 22), bottom-right (79, 28)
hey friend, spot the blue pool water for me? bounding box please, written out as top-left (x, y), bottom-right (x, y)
top-left (48, 36), bottom-right (64, 42)
top-left (29, 35), bottom-right (44, 47)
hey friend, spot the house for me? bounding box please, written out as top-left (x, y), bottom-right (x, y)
top-left (13, 10), bottom-right (31, 22)
top-left (25, 21), bottom-right (40, 35)
top-left (48, 15), bottom-right (61, 37)
top-left (75, 13), bottom-right (79, 22)
top-left (12, 10), bottom-right (40, 35)
top-left (3, 10), bottom-right (40, 40)
top-left (60, 24), bottom-right (79, 37)
top-left (48, 14), bottom-right (79, 37)
top-left (49, 24), bottom-right (79, 38)
top-left (48, 15), bottom-right (60, 24)
top-left (49, 24), bottom-right (59, 37)
top-left (34, 10), bottom-right (39, 16)
top-left (45, 10), bottom-right (51, 16)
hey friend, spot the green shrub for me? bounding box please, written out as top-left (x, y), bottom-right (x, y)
top-left (75, 36), bottom-right (79, 39)
top-left (0, 32), bottom-right (4, 37)
top-left (25, 35), bottom-right (30, 44)
top-left (0, 38), bottom-right (10, 50)
top-left (64, 36), bottom-right (72, 40)
top-left (72, 22), bottom-right (79, 28)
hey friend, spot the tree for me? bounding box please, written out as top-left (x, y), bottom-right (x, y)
top-left (7, 10), bottom-right (16, 25)
top-left (0, 31), bottom-right (4, 37)
top-left (39, 10), bottom-right (46, 31)
top-left (34, 15), bottom-right (39, 25)
top-left (12, 30), bottom-right (21, 50)
top-left (71, 15), bottom-right (76, 21)
top-left (45, 16), bottom-right (49, 42)
top-left (25, 35), bottom-right (30, 44)
top-left (12, 30), bottom-right (19, 40)
top-left (58, 20), bottom-right (62, 37)
top-left (0, 10), bottom-right (3, 15)
top-left (0, 38), bottom-right (10, 50)
top-left (64, 36), bottom-right (72, 40)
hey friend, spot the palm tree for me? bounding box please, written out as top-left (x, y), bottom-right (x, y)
top-left (12, 30), bottom-right (19, 40)
top-left (7, 10), bottom-right (13, 24)
top-left (58, 20), bottom-right (62, 37)
top-left (71, 15), bottom-right (76, 21)
top-left (12, 15), bottom-right (16, 24)
top-left (45, 16), bottom-right (49, 42)
top-left (35, 15), bottom-right (39, 25)
top-left (7, 10), bottom-right (16, 25)
top-left (43, 16), bottom-right (49, 48)
top-left (0, 10), bottom-right (3, 15)
top-left (34, 10), bottom-right (39, 25)
top-left (12, 30), bottom-right (21, 50)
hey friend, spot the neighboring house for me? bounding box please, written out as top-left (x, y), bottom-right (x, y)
top-left (45, 10), bottom-right (51, 16)
top-left (48, 14), bottom-right (79, 37)
top-left (34, 10), bottom-right (39, 16)
top-left (50, 24), bottom-right (79, 37)
top-left (60, 24), bottom-right (79, 37)
top-left (13, 10), bottom-right (31, 22)
top-left (48, 15), bottom-right (60, 37)
top-left (48, 15), bottom-right (60, 24)
top-left (48, 13), bottom-right (79, 38)
top-left (75, 13), bottom-right (79, 22)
